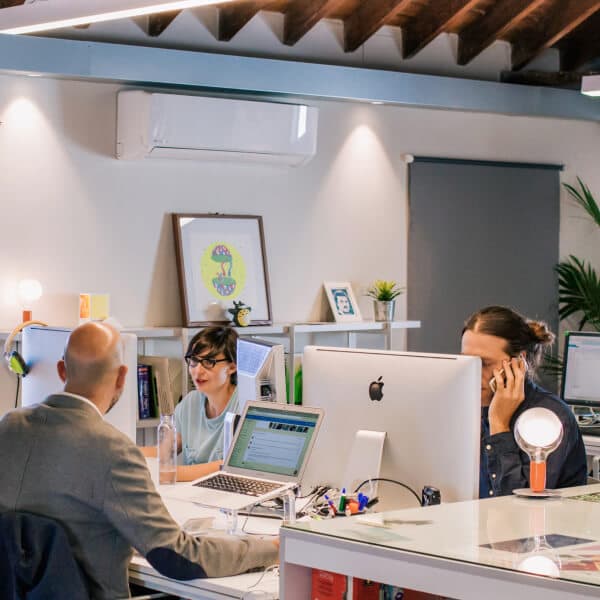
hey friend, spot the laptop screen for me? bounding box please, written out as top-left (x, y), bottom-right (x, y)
top-left (227, 404), bottom-right (321, 477)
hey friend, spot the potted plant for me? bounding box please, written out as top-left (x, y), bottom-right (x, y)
top-left (543, 178), bottom-right (600, 383)
top-left (366, 280), bottom-right (405, 321)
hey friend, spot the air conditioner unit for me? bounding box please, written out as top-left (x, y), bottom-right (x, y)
top-left (116, 91), bottom-right (318, 166)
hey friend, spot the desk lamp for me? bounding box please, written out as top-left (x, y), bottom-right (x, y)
top-left (514, 407), bottom-right (563, 496)
top-left (17, 278), bottom-right (42, 322)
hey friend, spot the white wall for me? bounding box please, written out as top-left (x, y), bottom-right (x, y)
top-left (1, 72), bottom-right (599, 413)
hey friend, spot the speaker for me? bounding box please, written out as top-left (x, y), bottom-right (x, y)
top-left (3, 320), bottom-right (47, 377)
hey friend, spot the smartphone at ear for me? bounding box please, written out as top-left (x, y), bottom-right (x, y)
top-left (488, 357), bottom-right (528, 393)
top-left (489, 369), bottom-right (505, 394)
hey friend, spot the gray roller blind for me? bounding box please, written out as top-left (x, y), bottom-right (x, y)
top-left (407, 158), bottom-right (561, 361)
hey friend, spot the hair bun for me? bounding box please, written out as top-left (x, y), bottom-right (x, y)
top-left (528, 320), bottom-right (555, 346)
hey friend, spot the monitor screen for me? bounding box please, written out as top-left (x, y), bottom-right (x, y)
top-left (561, 332), bottom-right (600, 408)
top-left (21, 326), bottom-right (139, 442)
top-left (236, 337), bottom-right (287, 411)
top-left (302, 346), bottom-right (481, 509)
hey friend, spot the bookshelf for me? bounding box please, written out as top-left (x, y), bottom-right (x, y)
top-left (0, 320), bottom-right (421, 433)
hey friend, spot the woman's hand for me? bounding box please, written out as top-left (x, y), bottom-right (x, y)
top-left (489, 357), bottom-right (527, 435)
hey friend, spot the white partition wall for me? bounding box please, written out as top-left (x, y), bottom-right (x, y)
top-left (21, 326), bottom-right (138, 442)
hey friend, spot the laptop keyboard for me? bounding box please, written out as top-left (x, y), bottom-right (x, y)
top-left (194, 473), bottom-right (281, 497)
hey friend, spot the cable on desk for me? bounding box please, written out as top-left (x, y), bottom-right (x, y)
top-left (14, 374), bottom-right (20, 409)
top-left (353, 477), bottom-right (421, 506)
top-left (241, 564), bottom-right (279, 599)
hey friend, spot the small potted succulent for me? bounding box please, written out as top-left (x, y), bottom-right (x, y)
top-left (366, 280), bottom-right (405, 321)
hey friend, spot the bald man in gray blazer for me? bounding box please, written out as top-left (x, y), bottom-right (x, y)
top-left (0, 322), bottom-right (278, 599)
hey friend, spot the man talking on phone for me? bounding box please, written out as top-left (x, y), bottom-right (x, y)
top-left (461, 306), bottom-right (586, 498)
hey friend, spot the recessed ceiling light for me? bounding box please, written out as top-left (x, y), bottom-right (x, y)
top-left (0, 0), bottom-right (233, 35)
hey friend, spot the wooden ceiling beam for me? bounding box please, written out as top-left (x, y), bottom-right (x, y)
top-left (283, 0), bottom-right (345, 46)
top-left (148, 10), bottom-right (181, 37)
top-left (401, 0), bottom-right (480, 59)
top-left (218, 1), bottom-right (271, 42)
top-left (0, 1), bottom-right (26, 7)
top-left (500, 69), bottom-right (582, 87)
top-left (511, 0), bottom-right (600, 71)
top-left (559, 10), bottom-right (600, 70)
top-left (344, 0), bottom-right (414, 53)
top-left (457, 0), bottom-right (546, 66)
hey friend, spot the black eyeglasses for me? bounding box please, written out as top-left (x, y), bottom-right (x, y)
top-left (185, 355), bottom-right (229, 369)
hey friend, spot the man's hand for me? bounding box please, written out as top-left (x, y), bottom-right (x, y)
top-left (489, 357), bottom-right (526, 435)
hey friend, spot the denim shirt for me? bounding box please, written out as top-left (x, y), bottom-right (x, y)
top-left (479, 380), bottom-right (587, 498)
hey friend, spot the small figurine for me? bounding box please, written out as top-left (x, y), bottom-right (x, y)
top-left (228, 301), bottom-right (252, 327)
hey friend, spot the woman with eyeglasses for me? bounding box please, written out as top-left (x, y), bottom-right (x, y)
top-left (172, 326), bottom-right (239, 482)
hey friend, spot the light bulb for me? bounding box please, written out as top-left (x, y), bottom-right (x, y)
top-left (514, 407), bottom-right (563, 493)
top-left (18, 279), bottom-right (42, 304)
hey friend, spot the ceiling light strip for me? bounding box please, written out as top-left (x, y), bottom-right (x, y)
top-left (0, 0), bottom-right (233, 35)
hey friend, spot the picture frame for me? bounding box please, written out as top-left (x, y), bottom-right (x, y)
top-left (323, 281), bottom-right (362, 323)
top-left (172, 214), bottom-right (272, 327)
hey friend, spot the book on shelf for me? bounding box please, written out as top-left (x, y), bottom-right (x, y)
top-left (137, 364), bottom-right (152, 420)
top-left (139, 355), bottom-right (182, 415)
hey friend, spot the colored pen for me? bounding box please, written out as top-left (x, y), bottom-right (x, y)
top-left (338, 487), bottom-right (347, 512)
top-left (324, 494), bottom-right (337, 514)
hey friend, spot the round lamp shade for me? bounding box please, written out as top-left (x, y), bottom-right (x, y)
top-left (514, 407), bottom-right (563, 453)
top-left (17, 279), bottom-right (43, 304)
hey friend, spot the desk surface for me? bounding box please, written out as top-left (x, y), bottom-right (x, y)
top-left (129, 487), bottom-right (280, 600)
top-left (283, 483), bottom-right (600, 596)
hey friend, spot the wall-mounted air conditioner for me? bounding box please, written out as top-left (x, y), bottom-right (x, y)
top-left (116, 91), bottom-right (318, 166)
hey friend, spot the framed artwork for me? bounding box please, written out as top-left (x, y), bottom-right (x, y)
top-left (323, 281), bottom-right (362, 323)
top-left (172, 214), bottom-right (272, 327)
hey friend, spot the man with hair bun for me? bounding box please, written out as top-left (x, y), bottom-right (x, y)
top-left (461, 305), bottom-right (587, 498)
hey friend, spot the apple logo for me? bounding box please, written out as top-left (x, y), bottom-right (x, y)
top-left (369, 376), bottom-right (384, 401)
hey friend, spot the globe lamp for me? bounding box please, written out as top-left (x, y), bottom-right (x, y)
top-left (514, 407), bottom-right (563, 494)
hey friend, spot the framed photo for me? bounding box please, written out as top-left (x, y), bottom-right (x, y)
top-left (323, 281), bottom-right (362, 323)
top-left (172, 214), bottom-right (272, 327)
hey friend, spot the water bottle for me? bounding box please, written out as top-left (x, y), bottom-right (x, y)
top-left (157, 414), bottom-right (177, 485)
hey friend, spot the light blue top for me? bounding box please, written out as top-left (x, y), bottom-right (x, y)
top-left (174, 388), bottom-right (239, 465)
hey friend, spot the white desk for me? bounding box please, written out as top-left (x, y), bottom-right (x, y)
top-left (280, 483), bottom-right (600, 599)
top-left (129, 485), bottom-right (280, 599)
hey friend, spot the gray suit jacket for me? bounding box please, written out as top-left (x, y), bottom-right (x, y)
top-left (0, 394), bottom-right (278, 599)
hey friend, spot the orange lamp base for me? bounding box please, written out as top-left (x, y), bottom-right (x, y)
top-left (530, 460), bottom-right (547, 493)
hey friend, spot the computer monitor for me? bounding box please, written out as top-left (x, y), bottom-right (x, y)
top-left (21, 325), bottom-right (138, 442)
top-left (236, 337), bottom-right (287, 412)
top-left (561, 331), bottom-right (600, 408)
top-left (301, 346), bottom-right (481, 508)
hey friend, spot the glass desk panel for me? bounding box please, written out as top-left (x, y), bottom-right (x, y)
top-left (284, 484), bottom-right (600, 587)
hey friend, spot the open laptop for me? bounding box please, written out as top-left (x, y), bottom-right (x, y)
top-left (164, 401), bottom-right (323, 511)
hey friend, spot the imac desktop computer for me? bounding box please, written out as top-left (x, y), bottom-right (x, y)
top-left (302, 346), bottom-right (481, 509)
top-left (236, 337), bottom-right (287, 411)
top-left (561, 331), bottom-right (600, 434)
top-left (20, 325), bottom-right (138, 442)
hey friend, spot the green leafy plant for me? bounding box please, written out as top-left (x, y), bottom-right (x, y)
top-left (543, 178), bottom-right (600, 383)
top-left (365, 280), bottom-right (405, 301)
top-left (556, 179), bottom-right (600, 331)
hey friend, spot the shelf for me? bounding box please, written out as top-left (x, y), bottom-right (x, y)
top-left (137, 418), bottom-right (160, 429)
top-left (182, 324), bottom-right (288, 336)
top-left (123, 327), bottom-right (181, 338)
top-left (291, 320), bottom-right (421, 333)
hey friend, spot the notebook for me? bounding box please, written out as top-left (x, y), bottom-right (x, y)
top-left (164, 401), bottom-right (324, 511)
